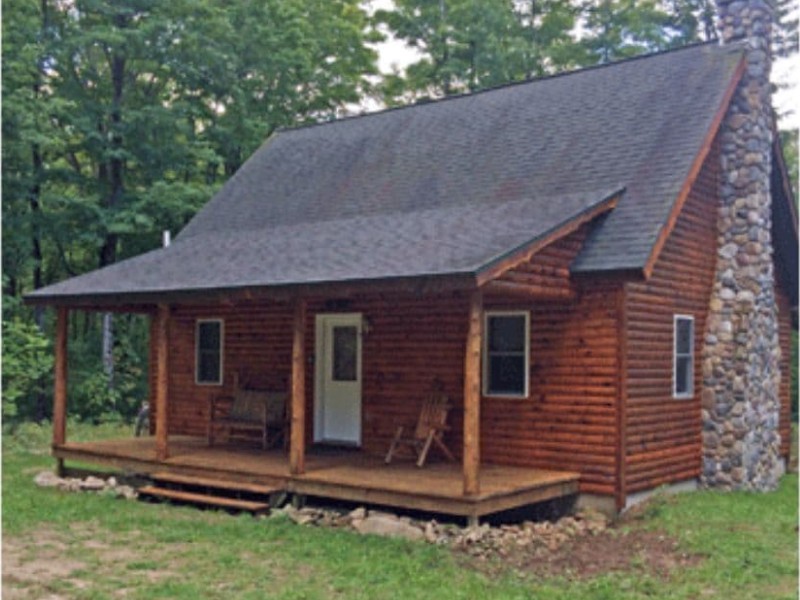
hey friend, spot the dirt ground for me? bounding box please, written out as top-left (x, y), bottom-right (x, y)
top-left (2, 526), bottom-right (177, 599)
top-left (521, 527), bottom-right (700, 579)
top-left (458, 511), bottom-right (703, 581)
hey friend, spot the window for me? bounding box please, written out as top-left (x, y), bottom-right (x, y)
top-left (332, 325), bottom-right (358, 382)
top-left (483, 311), bottom-right (530, 398)
top-left (673, 315), bottom-right (694, 398)
top-left (196, 319), bottom-right (223, 385)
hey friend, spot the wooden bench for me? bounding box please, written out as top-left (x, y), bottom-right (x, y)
top-left (207, 388), bottom-right (287, 450)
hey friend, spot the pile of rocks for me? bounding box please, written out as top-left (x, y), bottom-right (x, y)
top-left (34, 471), bottom-right (137, 500)
top-left (271, 503), bottom-right (608, 556)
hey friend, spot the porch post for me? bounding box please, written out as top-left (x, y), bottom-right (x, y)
top-left (290, 298), bottom-right (306, 475)
top-left (155, 304), bottom-right (170, 461)
top-left (463, 290), bottom-right (483, 496)
top-left (53, 307), bottom-right (69, 459)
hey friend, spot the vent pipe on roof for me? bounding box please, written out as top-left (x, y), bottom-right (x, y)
top-left (163, 230), bottom-right (171, 247)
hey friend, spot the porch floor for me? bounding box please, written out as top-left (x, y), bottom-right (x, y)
top-left (54, 436), bottom-right (580, 519)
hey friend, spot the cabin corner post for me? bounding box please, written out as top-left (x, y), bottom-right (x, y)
top-left (155, 304), bottom-right (170, 461)
top-left (290, 298), bottom-right (307, 475)
top-left (463, 290), bottom-right (483, 496)
top-left (53, 307), bottom-right (69, 473)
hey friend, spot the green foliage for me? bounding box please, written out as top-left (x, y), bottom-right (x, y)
top-left (1, 318), bottom-right (53, 423)
top-left (376, 0), bottom-right (585, 100)
top-left (375, 0), bottom-right (724, 101)
top-left (2, 0), bottom-right (378, 419)
top-left (67, 314), bottom-right (149, 423)
top-left (779, 130), bottom-right (799, 198)
top-left (581, 0), bottom-right (675, 63)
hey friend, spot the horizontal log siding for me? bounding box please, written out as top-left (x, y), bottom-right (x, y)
top-left (483, 283), bottom-right (621, 496)
top-left (487, 225), bottom-right (587, 299)
top-left (350, 294), bottom-right (470, 455)
top-left (166, 302), bottom-right (294, 435)
top-left (776, 282), bottom-right (792, 459)
top-left (483, 227), bottom-right (620, 496)
top-left (155, 227), bottom-right (619, 495)
top-left (623, 140), bottom-right (721, 493)
top-left (158, 296), bottom-right (471, 449)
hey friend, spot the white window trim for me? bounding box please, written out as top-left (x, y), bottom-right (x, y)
top-left (673, 314), bottom-right (694, 399)
top-left (482, 310), bottom-right (530, 399)
top-left (195, 318), bottom-right (224, 386)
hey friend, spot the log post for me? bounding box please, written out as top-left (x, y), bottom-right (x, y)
top-left (53, 307), bottom-right (69, 475)
top-left (290, 298), bottom-right (307, 475)
top-left (155, 304), bottom-right (170, 461)
top-left (463, 290), bottom-right (483, 496)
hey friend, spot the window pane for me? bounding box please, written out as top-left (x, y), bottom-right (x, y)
top-left (199, 351), bottom-right (221, 383)
top-left (488, 316), bottom-right (525, 353)
top-left (488, 356), bottom-right (525, 395)
top-left (675, 356), bottom-right (692, 395)
top-left (199, 322), bottom-right (220, 352)
top-left (332, 326), bottom-right (357, 382)
top-left (676, 318), bottom-right (693, 354)
top-left (197, 321), bottom-right (221, 383)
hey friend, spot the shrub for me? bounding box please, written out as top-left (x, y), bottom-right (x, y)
top-left (1, 318), bottom-right (53, 423)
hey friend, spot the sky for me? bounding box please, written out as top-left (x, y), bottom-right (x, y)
top-left (368, 1), bottom-right (800, 131)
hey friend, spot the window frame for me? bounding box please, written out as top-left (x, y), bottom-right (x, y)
top-left (673, 314), bottom-right (694, 399)
top-left (482, 310), bottom-right (530, 399)
top-left (195, 318), bottom-right (224, 386)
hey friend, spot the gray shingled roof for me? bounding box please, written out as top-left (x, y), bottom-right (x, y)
top-left (29, 42), bottom-right (744, 304)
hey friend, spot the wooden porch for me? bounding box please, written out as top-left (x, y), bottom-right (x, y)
top-left (53, 436), bottom-right (579, 520)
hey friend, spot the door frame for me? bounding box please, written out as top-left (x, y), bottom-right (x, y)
top-left (313, 312), bottom-right (363, 445)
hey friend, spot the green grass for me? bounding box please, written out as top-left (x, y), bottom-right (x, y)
top-left (3, 422), bottom-right (798, 599)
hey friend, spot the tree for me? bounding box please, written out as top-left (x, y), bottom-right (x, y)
top-left (1, 0), bottom-right (379, 422)
top-left (513, 0), bottom-right (588, 77)
top-left (579, 0), bottom-right (676, 63)
top-left (376, 0), bottom-right (585, 101)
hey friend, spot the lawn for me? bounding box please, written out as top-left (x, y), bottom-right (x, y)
top-left (3, 422), bottom-right (798, 599)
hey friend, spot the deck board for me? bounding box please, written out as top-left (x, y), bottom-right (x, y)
top-left (54, 436), bottom-right (579, 518)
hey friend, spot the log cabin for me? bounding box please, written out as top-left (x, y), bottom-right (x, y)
top-left (27, 14), bottom-right (798, 520)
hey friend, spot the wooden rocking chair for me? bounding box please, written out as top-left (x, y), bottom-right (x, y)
top-left (385, 391), bottom-right (456, 467)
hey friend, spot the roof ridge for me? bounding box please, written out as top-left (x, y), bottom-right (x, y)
top-left (277, 40), bottom-right (741, 135)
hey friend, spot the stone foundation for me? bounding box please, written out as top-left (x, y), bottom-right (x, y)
top-left (701, 0), bottom-right (782, 490)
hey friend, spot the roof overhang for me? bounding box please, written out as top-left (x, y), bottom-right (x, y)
top-left (24, 272), bottom-right (480, 311)
top-left (475, 189), bottom-right (622, 286)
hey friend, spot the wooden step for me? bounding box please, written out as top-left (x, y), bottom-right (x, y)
top-left (139, 485), bottom-right (270, 515)
top-left (151, 472), bottom-right (281, 496)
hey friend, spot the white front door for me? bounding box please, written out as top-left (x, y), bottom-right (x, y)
top-left (314, 313), bottom-right (362, 445)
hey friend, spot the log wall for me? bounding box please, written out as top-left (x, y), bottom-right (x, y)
top-left (622, 140), bottom-right (721, 493)
top-left (152, 227), bottom-right (620, 496)
top-left (483, 282), bottom-right (621, 496)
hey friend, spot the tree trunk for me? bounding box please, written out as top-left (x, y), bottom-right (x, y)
top-left (99, 16), bottom-right (128, 392)
top-left (30, 144), bottom-right (45, 332)
top-left (102, 312), bottom-right (114, 389)
top-left (30, 0), bottom-right (49, 331)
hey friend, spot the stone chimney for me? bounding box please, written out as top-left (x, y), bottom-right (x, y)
top-left (701, 0), bottom-right (783, 490)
